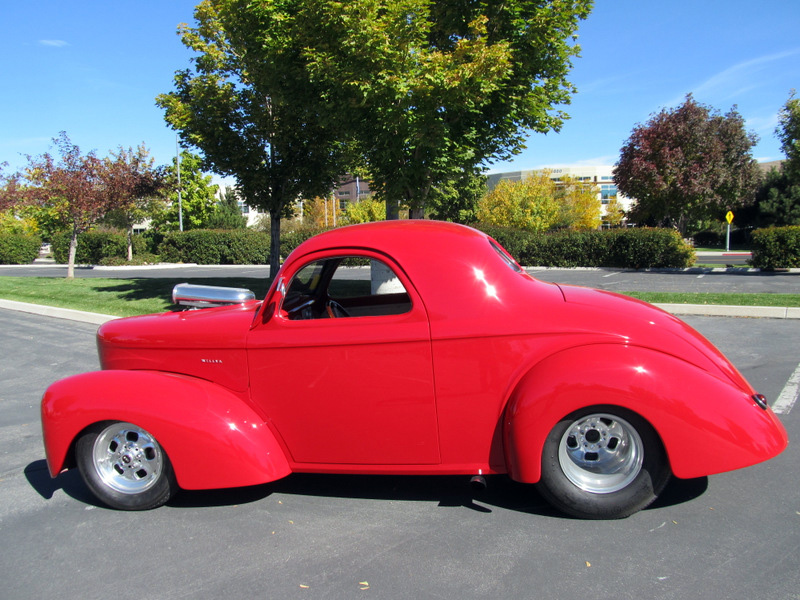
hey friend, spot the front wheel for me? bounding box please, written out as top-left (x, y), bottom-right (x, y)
top-left (536, 407), bottom-right (670, 519)
top-left (76, 421), bottom-right (177, 510)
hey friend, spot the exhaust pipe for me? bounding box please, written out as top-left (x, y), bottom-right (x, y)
top-left (470, 475), bottom-right (487, 491)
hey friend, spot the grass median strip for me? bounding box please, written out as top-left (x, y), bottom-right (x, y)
top-left (623, 291), bottom-right (800, 307)
top-left (0, 276), bottom-right (798, 317)
top-left (0, 276), bottom-right (271, 317)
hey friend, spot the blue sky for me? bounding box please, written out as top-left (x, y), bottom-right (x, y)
top-left (2, 0), bottom-right (799, 180)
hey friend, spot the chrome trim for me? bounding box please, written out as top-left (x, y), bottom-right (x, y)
top-left (172, 283), bottom-right (256, 308)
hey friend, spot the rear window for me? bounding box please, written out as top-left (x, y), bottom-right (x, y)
top-left (490, 240), bottom-right (523, 273)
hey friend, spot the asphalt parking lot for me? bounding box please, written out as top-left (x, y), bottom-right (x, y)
top-left (1, 301), bottom-right (799, 599)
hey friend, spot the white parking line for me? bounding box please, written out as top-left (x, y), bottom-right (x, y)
top-left (772, 362), bottom-right (800, 415)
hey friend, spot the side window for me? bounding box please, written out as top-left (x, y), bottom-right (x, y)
top-left (283, 257), bottom-right (412, 320)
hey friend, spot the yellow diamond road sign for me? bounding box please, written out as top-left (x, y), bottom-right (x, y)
top-left (726, 211), bottom-right (734, 224)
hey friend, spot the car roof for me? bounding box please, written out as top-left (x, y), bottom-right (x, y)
top-left (288, 220), bottom-right (492, 263)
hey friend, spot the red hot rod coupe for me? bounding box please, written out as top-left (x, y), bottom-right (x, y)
top-left (41, 221), bottom-right (788, 518)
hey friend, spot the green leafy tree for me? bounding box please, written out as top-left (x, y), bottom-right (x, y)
top-left (207, 186), bottom-right (248, 229)
top-left (477, 173), bottom-right (560, 232)
top-left (427, 169), bottom-right (487, 224)
top-left (102, 145), bottom-right (166, 260)
top-left (777, 90), bottom-right (800, 179)
top-left (748, 92), bottom-right (800, 227)
top-left (301, 0), bottom-right (592, 218)
top-left (153, 151), bottom-right (219, 231)
top-left (614, 95), bottom-right (761, 236)
top-left (157, 0), bottom-right (353, 275)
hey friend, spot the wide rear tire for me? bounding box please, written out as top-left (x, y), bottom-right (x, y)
top-left (536, 407), bottom-right (670, 519)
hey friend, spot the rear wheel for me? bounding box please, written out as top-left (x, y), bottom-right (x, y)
top-left (76, 421), bottom-right (177, 510)
top-left (536, 407), bottom-right (670, 519)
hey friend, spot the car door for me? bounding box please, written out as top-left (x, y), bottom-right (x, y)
top-left (247, 250), bottom-right (440, 465)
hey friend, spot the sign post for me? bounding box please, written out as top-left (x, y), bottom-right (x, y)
top-left (725, 211), bottom-right (734, 252)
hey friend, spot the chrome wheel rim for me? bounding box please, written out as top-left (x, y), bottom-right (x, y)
top-left (91, 423), bottom-right (164, 494)
top-left (558, 413), bottom-right (644, 494)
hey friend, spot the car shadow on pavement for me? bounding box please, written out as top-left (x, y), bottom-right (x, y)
top-left (24, 459), bottom-right (100, 507)
top-left (25, 460), bottom-right (709, 517)
top-left (172, 472), bottom-right (710, 519)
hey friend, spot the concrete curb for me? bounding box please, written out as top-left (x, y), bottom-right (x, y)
top-left (654, 303), bottom-right (800, 319)
top-left (0, 299), bottom-right (116, 325)
top-left (2, 297), bottom-right (799, 325)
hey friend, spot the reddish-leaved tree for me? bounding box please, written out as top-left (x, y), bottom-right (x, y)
top-left (103, 145), bottom-right (166, 261)
top-left (614, 95), bottom-right (761, 236)
top-left (4, 133), bottom-right (121, 277)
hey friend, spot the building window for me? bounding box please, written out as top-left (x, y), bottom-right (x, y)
top-left (601, 185), bottom-right (617, 205)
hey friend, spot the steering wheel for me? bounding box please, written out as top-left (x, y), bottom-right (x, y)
top-left (326, 299), bottom-right (350, 319)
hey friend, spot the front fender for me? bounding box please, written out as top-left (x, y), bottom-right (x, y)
top-left (504, 344), bottom-right (788, 483)
top-left (41, 370), bottom-right (291, 490)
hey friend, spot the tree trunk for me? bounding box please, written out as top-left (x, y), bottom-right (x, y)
top-left (126, 227), bottom-right (134, 262)
top-left (385, 198), bottom-right (400, 220)
top-left (269, 210), bottom-right (281, 278)
top-left (408, 206), bottom-right (425, 219)
top-left (67, 230), bottom-right (78, 279)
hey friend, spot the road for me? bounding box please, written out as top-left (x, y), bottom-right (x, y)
top-left (1, 309), bottom-right (799, 600)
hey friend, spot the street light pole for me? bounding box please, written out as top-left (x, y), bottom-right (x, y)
top-left (176, 135), bottom-right (183, 232)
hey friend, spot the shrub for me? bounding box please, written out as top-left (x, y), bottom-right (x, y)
top-left (475, 225), bottom-right (695, 268)
top-left (750, 226), bottom-right (800, 268)
top-left (51, 231), bottom-right (146, 264)
top-left (158, 229), bottom-right (271, 264)
top-left (158, 230), bottom-right (224, 264)
top-left (0, 233), bottom-right (41, 264)
top-left (97, 253), bottom-right (160, 267)
top-left (605, 228), bottom-right (695, 269)
top-left (279, 226), bottom-right (326, 260)
top-left (225, 230), bottom-right (271, 264)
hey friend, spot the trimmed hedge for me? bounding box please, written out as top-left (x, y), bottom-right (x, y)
top-left (52, 231), bottom-right (147, 264)
top-left (477, 225), bottom-right (695, 269)
top-left (750, 226), bottom-right (800, 269)
top-left (158, 230), bottom-right (271, 265)
top-left (280, 226), bottom-right (325, 260)
top-left (0, 233), bottom-right (42, 264)
top-left (43, 223), bottom-right (699, 269)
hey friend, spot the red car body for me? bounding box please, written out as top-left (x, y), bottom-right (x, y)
top-left (41, 221), bottom-right (788, 517)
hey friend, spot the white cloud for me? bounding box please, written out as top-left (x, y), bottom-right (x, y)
top-left (38, 39), bottom-right (69, 47)
top-left (691, 48), bottom-right (800, 100)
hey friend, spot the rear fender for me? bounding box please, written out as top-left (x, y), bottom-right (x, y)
top-left (41, 370), bottom-right (291, 490)
top-left (504, 345), bottom-right (788, 482)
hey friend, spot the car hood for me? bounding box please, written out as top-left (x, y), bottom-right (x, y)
top-left (97, 301), bottom-right (261, 392)
top-left (554, 284), bottom-right (752, 393)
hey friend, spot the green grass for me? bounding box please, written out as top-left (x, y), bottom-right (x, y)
top-left (1, 276), bottom-right (798, 317)
top-left (622, 291), bottom-right (800, 307)
top-left (0, 276), bottom-right (272, 317)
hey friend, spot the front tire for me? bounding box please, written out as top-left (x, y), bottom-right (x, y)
top-left (76, 421), bottom-right (177, 510)
top-left (536, 407), bottom-right (670, 519)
